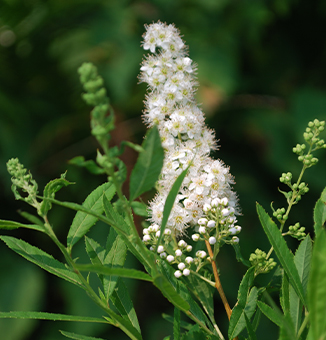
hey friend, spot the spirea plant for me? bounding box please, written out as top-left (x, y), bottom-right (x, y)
top-left (1, 21), bottom-right (326, 340)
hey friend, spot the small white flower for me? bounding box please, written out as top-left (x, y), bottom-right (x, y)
top-left (152, 224), bottom-right (160, 232)
top-left (207, 220), bottom-right (216, 228)
top-left (209, 237), bottom-right (216, 245)
top-left (160, 252), bottom-right (167, 258)
top-left (164, 228), bottom-right (172, 235)
top-left (211, 198), bottom-right (220, 207)
top-left (156, 231), bottom-right (161, 237)
top-left (174, 270), bottom-right (182, 278)
top-left (183, 268), bottom-right (190, 276)
top-left (157, 245), bottom-right (164, 253)
top-left (229, 227), bottom-right (237, 235)
top-left (198, 226), bottom-right (206, 234)
top-left (178, 262), bottom-right (186, 270)
top-left (221, 197), bottom-right (229, 206)
top-left (167, 255), bottom-right (175, 262)
top-left (192, 233), bottom-right (200, 241)
top-left (222, 208), bottom-right (230, 216)
top-left (185, 256), bottom-right (194, 264)
top-left (143, 228), bottom-right (149, 235)
top-left (186, 245), bottom-right (192, 252)
top-left (175, 249), bottom-right (182, 257)
top-left (196, 250), bottom-right (207, 258)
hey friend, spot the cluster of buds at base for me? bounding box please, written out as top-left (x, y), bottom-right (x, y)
top-left (249, 249), bottom-right (277, 276)
top-left (191, 196), bottom-right (242, 246)
top-left (287, 223), bottom-right (306, 240)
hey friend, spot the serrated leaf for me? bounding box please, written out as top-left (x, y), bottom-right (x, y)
top-left (279, 312), bottom-right (296, 340)
top-left (307, 229), bottom-right (326, 340)
top-left (244, 313), bottom-right (257, 340)
top-left (18, 211), bottom-right (44, 226)
top-left (60, 330), bottom-right (107, 340)
top-left (67, 182), bottom-right (115, 251)
top-left (68, 156), bottom-right (105, 175)
top-left (76, 264), bottom-right (152, 282)
top-left (280, 271), bottom-right (290, 314)
top-left (290, 235), bottom-right (312, 334)
top-left (228, 286), bottom-right (258, 338)
top-left (0, 311), bottom-right (107, 323)
top-left (40, 173), bottom-right (73, 216)
top-left (129, 125), bottom-right (164, 201)
top-left (162, 314), bottom-right (193, 331)
top-left (110, 279), bottom-right (140, 332)
top-left (0, 219), bottom-right (44, 232)
top-left (256, 203), bottom-right (306, 307)
top-left (0, 236), bottom-right (82, 287)
top-left (180, 324), bottom-right (211, 340)
top-left (257, 301), bottom-right (283, 327)
top-left (313, 187), bottom-right (326, 236)
top-left (174, 296), bottom-right (181, 340)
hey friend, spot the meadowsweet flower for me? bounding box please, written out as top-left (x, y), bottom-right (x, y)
top-left (140, 21), bottom-right (240, 245)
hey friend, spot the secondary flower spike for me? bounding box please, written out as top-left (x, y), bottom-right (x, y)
top-left (140, 22), bottom-right (240, 234)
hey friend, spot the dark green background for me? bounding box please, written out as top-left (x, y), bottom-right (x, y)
top-left (1, 0), bottom-right (326, 339)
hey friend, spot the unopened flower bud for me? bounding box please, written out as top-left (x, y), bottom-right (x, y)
top-left (203, 203), bottom-right (211, 212)
top-left (192, 234), bottom-right (200, 241)
top-left (183, 268), bottom-right (190, 276)
top-left (160, 252), bottom-right (167, 258)
top-left (232, 236), bottom-right (239, 244)
top-left (143, 235), bottom-right (151, 242)
top-left (164, 228), bottom-right (172, 235)
top-left (156, 231), bottom-right (161, 237)
top-left (198, 218), bottom-right (208, 225)
top-left (207, 220), bottom-right (216, 228)
top-left (199, 226), bottom-right (206, 234)
top-left (209, 237), bottom-right (216, 245)
top-left (185, 256), bottom-right (193, 264)
top-left (174, 270), bottom-right (182, 278)
top-left (186, 245), bottom-right (192, 252)
top-left (175, 249), bottom-right (182, 257)
top-left (178, 240), bottom-right (187, 248)
top-left (143, 228), bottom-right (149, 235)
top-left (157, 245), bottom-right (164, 253)
top-left (178, 262), bottom-right (186, 270)
top-left (220, 197), bottom-right (228, 206)
top-left (211, 198), bottom-right (220, 207)
top-left (167, 255), bottom-right (174, 262)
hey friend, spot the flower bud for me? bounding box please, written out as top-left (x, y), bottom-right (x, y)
top-left (178, 240), bottom-right (187, 248)
top-left (185, 256), bottom-right (194, 264)
top-left (207, 220), bottom-right (216, 228)
top-left (186, 245), bottom-right (192, 252)
top-left (143, 235), bottom-right (151, 242)
top-left (167, 255), bottom-right (175, 262)
top-left (209, 237), bottom-right (216, 245)
top-left (192, 234), bottom-right (200, 241)
top-left (175, 249), bottom-right (182, 257)
top-left (174, 270), bottom-right (182, 278)
top-left (198, 226), bottom-right (206, 234)
top-left (183, 268), bottom-right (190, 276)
top-left (157, 245), bottom-right (164, 253)
top-left (178, 262), bottom-right (186, 270)
top-left (198, 218), bottom-right (208, 225)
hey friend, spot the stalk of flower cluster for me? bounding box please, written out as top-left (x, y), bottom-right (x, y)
top-left (139, 22), bottom-right (240, 323)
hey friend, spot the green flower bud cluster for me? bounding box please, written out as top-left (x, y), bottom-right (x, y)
top-left (6, 158), bottom-right (40, 211)
top-left (249, 248), bottom-right (277, 276)
top-left (288, 222), bottom-right (306, 240)
top-left (272, 207), bottom-right (288, 223)
top-left (78, 62), bottom-right (114, 140)
top-left (293, 119), bottom-right (326, 168)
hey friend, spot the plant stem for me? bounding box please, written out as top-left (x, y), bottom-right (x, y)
top-left (205, 240), bottom-right (232, 320)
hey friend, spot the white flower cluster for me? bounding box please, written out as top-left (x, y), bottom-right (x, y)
top-left (140, 22), bottom-right (240, 235)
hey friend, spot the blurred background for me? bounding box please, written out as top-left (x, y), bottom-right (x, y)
top-left (1, 0), bottom-right (326, 339)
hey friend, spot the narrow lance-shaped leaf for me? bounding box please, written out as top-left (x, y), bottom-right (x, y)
top-left (289, 235), bottom-right (312, 334)
top-left (313, 187), bottom-right (326, 236)
top-left (129, 125), bottom-right (164, 201)
top-left (60, 330), bottom-right (107, 340)
top-left (307, 229), bottom-right (326, 340)
top-left (0, 311), bottom-right (107, 323)
top-left (67, 182), bottom-right (115, 251)
top-left (0, 219), bottom-right (44, 232)
top-left (256, 203), bottom-right (306, 307)
top-left (0, 236), bottom-right (82, 287)
top-left (75, 264), bottom-right (153, 282)
top-left (155, 165), bottom-right (190, 253)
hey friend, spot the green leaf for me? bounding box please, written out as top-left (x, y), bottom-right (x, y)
top-left (0, 311), bottom-right (107, 323)
top-left (103, 229), bottom-right (127, 298)
top-left (67, 182), bottom-right (116, 251)
top-left (40, 173), bottom-right (73, 216)
top-left (257, 301), bottom-right (283, 327)
top-left (162, 314), bottom-right (193, 331)
top-left (313, 187), bottom-right (326, 236)
top-left (18, 211), bottom-right (44, 226)
top-left (256, 203), bottom-right (306, 307)
top-left (0, 219), bottom-right (44, 232)
top-left (68, 156), bottom-right (106, 175)
top-left (280, 271), bottom-right (290, 314)
top-left (228, 286), bottom-right (258, 338)
top-left (131, 201), bottom-right (149, 217)
top-left (110, 279), bottom-right (140, 332)
top-left (289, 235), bottom-right (312, 334)
top-left (155, 165), bottom-right (190, 253)
top-left (129, 125), bottom-right (164, 201)
top-left (0, 236), bottom-right (82, 287)
top-left (174, 299), bottom-right (181, 340)
top-left (307, 229), bottom-right (326, 340)
top-left (180, 324), bottom-right (211, 340)
top-left (60, 331), bottom-right (106, 340)
top-left (279, 313), bottom-right (296, 340)
top-left (244, 313), bottom-right (257, 340)
top-left (75, 264), bottom-right (152, 282)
